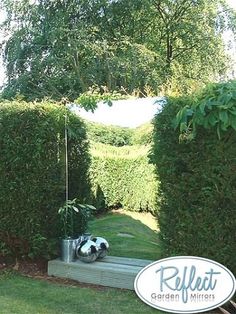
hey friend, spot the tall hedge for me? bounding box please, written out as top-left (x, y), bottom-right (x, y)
top-left (0, 101), bottom-right (90, 258)
top-left (152, 82), bottom-right (236, 275)
top-left (86, 121), bottom-right (133, 146)
top-left (89, 143), bottom-right (158, 213)
top-left (132, 123), bottom-right (154, 145)
top-left (86, 121), bottom-right (153, 147)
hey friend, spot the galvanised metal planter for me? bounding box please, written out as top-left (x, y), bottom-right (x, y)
top-left (61, 238), bottom-right (76, 263)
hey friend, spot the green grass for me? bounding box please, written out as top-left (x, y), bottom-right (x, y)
top-left (0, 212), bottom-right (162, 314)
top-left (90, 141), bottom-right (151, 158)
top-left (0, 271), bottom-right (162, 314)
top-left (88, 212), bottom-right (160, 260)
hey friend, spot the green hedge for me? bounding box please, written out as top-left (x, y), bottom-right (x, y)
top-left (132, 123), bottom-right (153, 145)
top-left (152, 82), bottom-right (236, 275)
top-left (0, 101), bottom-right (90, 258)
top-left (89, 143), bottom-right (158, 213)
top-left (86, 121), bottom-right (153, 147)
top-left (86, 121), bottom-right (133, 147)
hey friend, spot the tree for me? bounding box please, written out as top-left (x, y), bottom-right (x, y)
top-left (105, 0), bottom-right (234, 92)
top-left (1, 0), bottom-right (108, 100)
top-left (149, 0), bottom-right (233, 92)
top-left (0, 0), bottom-right (235, 101)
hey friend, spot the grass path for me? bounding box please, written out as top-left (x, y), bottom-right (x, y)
top-left (114, 209), bottom-right (158, 231)
top-left (88, 211), bottom-right (160, 260)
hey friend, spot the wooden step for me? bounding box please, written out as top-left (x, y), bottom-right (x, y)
top-left (48, 256), bottom-right (153, 290)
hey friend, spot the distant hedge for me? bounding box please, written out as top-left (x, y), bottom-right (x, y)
top-left (89, 143), bottom-right (158, 213)
top-left (86, 121), bottom-right (133, 146)
top-left (152, 82), bottom-right (236, 275)
top-left (86, 121), bottom-right (153, 147)
top-left (132, 123), bottom-right (153, 145)
top-left (0, 101), bottom-right (90, 258)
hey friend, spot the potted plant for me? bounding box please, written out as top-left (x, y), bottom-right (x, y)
top-left (58, 198), bottom-right (95, 263)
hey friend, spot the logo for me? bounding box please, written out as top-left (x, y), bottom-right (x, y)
top-left (134, 256), bottom-right (236, 314)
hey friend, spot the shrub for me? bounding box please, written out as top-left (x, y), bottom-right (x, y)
top-left (0, 101), bottom-right (90, 259)
top-left (152, 81), bottom-right (236, 275)
top-left (132, 122), bottom-right (153, 145)
top-left (86, 121), bottom-right (153, 147)
top-left (89, 142), bottom-right (158, 213)
top-left (86, 121), bottom-right (133, 147)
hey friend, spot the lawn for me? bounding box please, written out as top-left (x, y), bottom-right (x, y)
top-left (0, 211), bottom-right (163, 314)
top-left (88, 211), bottom-right (160, 260)
top-left (0, 271), bottom-right (163, 314)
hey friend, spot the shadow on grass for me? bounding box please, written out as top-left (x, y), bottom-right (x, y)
top-left (88, 212), bottom-right (160, 261)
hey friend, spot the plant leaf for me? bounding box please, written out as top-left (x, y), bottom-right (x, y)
top-left (72, 206), bottom-right (79, 212)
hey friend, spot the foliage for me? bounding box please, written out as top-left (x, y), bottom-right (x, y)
top-left (86, 121), bottom-right (133, 147)
top-left (58, 199), bottom-right (96, 238)
top-left (89, 142), bottom-right (158, 213)
top-left (132, 122), bottom-right (154, 145)
top-left (0, 101), bottom-right (90, 258)
top-left (174, 80), bottom-right (236, 140)
top-left (1, 0), bottom-right (235, 101)
top-left (86, 121), bottom-right (153, 147)
top-left (151, 82), bottom-right (236, 275)
top-left (75, 86), bottom-right (128, 112)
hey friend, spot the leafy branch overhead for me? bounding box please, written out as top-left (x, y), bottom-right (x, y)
top-left (75, 86), bottom-right (128, 112)
top-left (174, 81), bottom-right (236, 140)
top-left (1, 0), bottom-right (236, 102)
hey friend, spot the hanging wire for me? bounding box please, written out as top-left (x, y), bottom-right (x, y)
top-left (65, 113), bottom-right (68, 204)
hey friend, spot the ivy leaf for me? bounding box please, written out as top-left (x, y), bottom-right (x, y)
top-left (186, 108), bottom-right (194, 116)
top-left (208, 113), bottom-right (218, 126)
top-left (219, 110), bottom-right (228, 124)
top-left (231, 115), bottom-right (236, 131)
top-left (199, 102), bottom-right (206, 114)
top-left (180, 122), bottom-right (187, 132)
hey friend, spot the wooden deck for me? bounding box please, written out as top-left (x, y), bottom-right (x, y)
top-left (48, 256), bottom-right (153, 290)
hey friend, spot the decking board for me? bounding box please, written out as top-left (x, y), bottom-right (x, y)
top-left (48, 256), bottom-right (153, 290)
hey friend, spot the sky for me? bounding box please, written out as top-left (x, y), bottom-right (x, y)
top-left (71, 97), bottom-right (164, 128)
top-left (0, 1), bottom-right (236, 127)
top-left (227, 0), bottom-right (236, 9)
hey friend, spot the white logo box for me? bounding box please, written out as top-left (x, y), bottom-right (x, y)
top-left (134, 256), bottom-right (236, 314)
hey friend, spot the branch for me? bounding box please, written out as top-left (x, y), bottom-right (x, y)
top-left (101, 5), bottom-right (116, 39)
top-left (152, 0), bottom-right (168, 26)
top-left (172, 0), bottom-right (193, 24)
top-left (172, 43), bottom-right (199, 60)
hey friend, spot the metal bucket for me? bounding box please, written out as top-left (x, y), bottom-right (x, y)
top-left (61, 238), bottom-right (76, 263)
